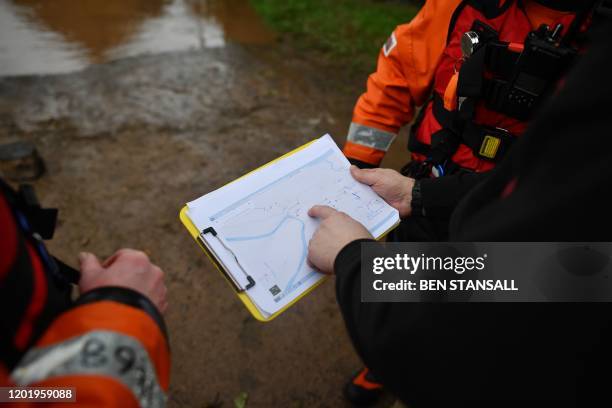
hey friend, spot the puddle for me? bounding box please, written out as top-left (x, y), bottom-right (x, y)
top-left (0, 0), bottom-right (276, 77)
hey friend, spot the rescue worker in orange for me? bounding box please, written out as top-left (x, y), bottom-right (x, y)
top-left (1, 179), bottom-right (170, 407)
top-left (340, 0), bottom-right (595, 404)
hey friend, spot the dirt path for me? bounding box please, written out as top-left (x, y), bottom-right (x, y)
top-left (0, 1), bottom-right (409, 406)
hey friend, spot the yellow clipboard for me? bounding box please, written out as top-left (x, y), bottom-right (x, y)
top-left (179, 138), bottom-right (398, 322)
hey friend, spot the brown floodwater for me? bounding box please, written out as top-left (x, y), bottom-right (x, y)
top-left (0, 0), bottom-right (276, 77)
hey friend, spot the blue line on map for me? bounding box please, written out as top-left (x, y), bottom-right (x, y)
top-left (284, 218), bottom-right (308, 292)
top-left (209, 149), bottom-right (336, 221)
top-left (224, 215), bottom-right (309, 294)
top-left (226, 215), bottom-right (295, 242)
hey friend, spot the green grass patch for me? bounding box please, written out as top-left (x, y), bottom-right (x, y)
top-left (250, 0), bottom-right (418, 70)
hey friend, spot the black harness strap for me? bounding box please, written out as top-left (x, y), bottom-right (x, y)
top-left (53, 257), bottom-right (81, 285)
top-left (0, 178), bottom-right (79, 286)
top-left (485, 42), bottom-right (521, 78)
top-left (431, 95), bottom-right (516, 164)
top-left (468, 0), bottom-right (516, 19)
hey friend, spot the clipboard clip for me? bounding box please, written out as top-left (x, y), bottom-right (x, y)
top-left (200, 227), bottom-right (256, 292)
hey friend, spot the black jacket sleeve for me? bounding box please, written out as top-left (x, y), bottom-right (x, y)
top-left (418, 171), bottom-right (490, 218)
top-left (335, 239), bottom-right (612, 407)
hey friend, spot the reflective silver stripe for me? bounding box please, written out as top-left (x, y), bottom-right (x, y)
top-left (11, 330), bottom-right (166, 408)
top-left (383, 32), bottom-right (398, 57)
top-left (347, 122), bottom-right (396, 151)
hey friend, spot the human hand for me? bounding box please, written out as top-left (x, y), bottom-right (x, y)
top-left (307, 205), bottom-right (373, 274)
top-left (78, 249), bottom-right (168, 313)
top-left (350, 165), bottom-right (414, 217)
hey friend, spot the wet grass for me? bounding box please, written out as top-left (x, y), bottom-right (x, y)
top-left (250, 0), bottom-right (419, 71)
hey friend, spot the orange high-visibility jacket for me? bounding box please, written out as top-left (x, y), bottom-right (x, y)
top-left (343, 0), bottom-right (579, 168)
top-left (0, 182), bottom-right (170, 407)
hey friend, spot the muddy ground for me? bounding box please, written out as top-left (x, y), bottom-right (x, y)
top-left (0, 2), bottom-right (408, 406)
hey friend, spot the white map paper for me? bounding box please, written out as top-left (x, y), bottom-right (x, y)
top-left (187, 135), bottom-right (399, 317)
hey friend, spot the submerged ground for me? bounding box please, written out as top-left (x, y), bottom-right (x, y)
top-left (0, 0), bottom-right (414, 406)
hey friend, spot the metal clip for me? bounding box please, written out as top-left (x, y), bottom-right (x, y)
top-left (200, 227), bottom-right (256, 292)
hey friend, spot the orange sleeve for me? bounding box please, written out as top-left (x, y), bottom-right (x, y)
top-left (355, 0), bottom-right (463, 131)
top-left (8, 301), bottom-right (170, 407)
top-left (345, 0), bottom-right (462, 165)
